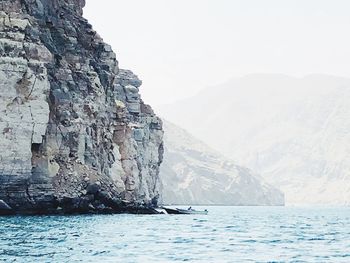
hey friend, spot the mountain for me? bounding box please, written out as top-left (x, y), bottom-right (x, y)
top-left (0, 0), bottom-right (163, 214)
top-left (160, 74), bottom-right (350, 205)
top-left (160, 121), bottom-right (284, 205)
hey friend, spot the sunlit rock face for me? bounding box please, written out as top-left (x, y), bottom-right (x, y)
top-left (0, 0), bottom-right (163, 214)
top-left (161, 121), bottom-right (284, 206)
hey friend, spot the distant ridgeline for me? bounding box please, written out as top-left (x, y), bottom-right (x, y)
top-left (160, 121), bottom-right (285, 206)
top-left (161, 74), bottom-right (350, 205)
top-left (0, 0), bottom-right (164, 214)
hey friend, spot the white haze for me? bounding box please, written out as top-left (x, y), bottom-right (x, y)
top-left (84, 1), bottom-right (350, 205)
top-left (160, 74), bottom-right (350, 205)
top-left (84, 0), bottom-right (350, 106)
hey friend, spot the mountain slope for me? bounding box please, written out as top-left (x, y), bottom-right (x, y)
top-left (160, 74), bottom-right (350, 205)
top-left (160, 121), bottom-right (284, 205)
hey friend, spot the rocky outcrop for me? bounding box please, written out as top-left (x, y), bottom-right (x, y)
top-left (0, 0), bottom-right (163, 214)
top-left (161, 121), bottom-right (284, 206)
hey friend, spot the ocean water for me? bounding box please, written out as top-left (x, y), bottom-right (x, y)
top-left (0, 206), bottom-right (350, 263)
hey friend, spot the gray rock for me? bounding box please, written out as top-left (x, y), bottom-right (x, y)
top-left (127, 102), bottom-right (141, 113)
top-left (86, 183), bottom-right (100, 195)
top-left (0, 0), bottom-right (163, 214)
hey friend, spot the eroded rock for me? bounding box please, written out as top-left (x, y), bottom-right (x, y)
top-left (0, 0), bottom-right (163, 215)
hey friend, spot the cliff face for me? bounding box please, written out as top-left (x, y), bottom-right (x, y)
top-left (161, 121), bottom-right (284, 206)
top-left (0, 0), bottom-right (164, 214)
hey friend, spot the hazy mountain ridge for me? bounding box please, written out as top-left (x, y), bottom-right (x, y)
top-left (160, 121), bottom-right (285, 205)
top-left (160, 74), bottom-right (350, 205)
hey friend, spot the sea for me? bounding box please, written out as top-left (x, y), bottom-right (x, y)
top-left (0, 206), bottom-right (349, 262)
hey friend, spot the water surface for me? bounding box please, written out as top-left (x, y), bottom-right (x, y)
top-left (1, 206), bottom-right (350, 262)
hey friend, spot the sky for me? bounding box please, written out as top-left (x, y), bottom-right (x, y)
top-left (84, 0), bottom-right (350, 106)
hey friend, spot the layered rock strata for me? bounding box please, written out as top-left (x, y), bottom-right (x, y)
top-left (0, 0), bottom-right (163, 214)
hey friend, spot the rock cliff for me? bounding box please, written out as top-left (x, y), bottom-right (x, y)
top-left (0, 0), bottom-right (164, 214)
top-left (161, 121), bottom-right (284, 206)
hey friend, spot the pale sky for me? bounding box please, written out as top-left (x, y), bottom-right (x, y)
top-left (84, 0), bottom-right (350, 106)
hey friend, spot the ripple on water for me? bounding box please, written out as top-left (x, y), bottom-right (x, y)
top-left (1, 207), bottom-right (350, 262)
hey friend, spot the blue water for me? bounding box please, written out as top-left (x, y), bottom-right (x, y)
top-left (1, 206), bottom-right (350, 262)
